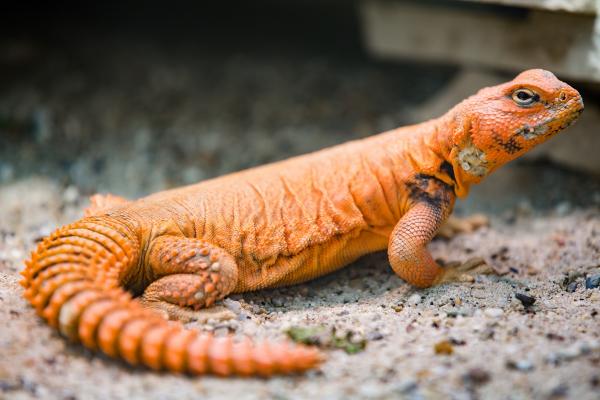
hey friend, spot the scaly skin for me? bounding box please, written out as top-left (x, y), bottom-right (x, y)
top-left (21, 69), bottom-right (583, 376)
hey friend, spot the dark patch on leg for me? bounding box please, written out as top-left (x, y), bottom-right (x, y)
top-left (407, 174), bottom-right (454, 209)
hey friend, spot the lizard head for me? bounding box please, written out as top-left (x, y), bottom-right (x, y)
top-left (449, 69), bottom-right (584, 196)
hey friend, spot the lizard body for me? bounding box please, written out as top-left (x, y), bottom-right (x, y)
top-left (21, 69), bottom-right (583, 376)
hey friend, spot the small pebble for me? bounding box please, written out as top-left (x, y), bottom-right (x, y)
top-left (463, 368), bottom-right (491, 385)
top-left (366, 331), bottom-right (384, 341)
top-left (392, 304), bottom-right (404, 313)
top-left (447, 307), bottom-right (472, 318)
top-left (562, 271), bottom-right (583, 289)
top-left (271, 298), bottom-right (284, 307)
top-left (561, 346), bottom-right (583, 361)
top-left (546, 333), bottom-right (565, 341)
top-left (581, 339), bottom-right (600, 352)
top-left (480, 327), bottom-right (495, 340)
top-left (515, 292), bottom-right (536, 307)
top-left (549, 384), bottom-right (569, 399)
top-left (358, 383), bottom-right (383, 399)
top-left (222, 299), bottom-right (242, 314)
top-left (251, 304), bottom-right (265, 314)
top-left (506, 359), bottom-right (534, 372)
top-left (566, 282), bottom-right (578, 293)
top-left (434, 340), bottom-right (454, 355)
top-left (213, 327), bottom-right (229, 337)
top-left (544, 342), bottom-right (590, 364)
top-left (392, 379), bottom-right (418, 394)
top-left (484, 308), bottom-right (504, 318)
top-left (544, 353), bottom-right (560, 365)
top-left (585, 274), bottom-right (600, 289)
top-left (407, 294), bottom-right (422, 305)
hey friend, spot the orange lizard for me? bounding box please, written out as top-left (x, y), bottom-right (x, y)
top-left (20, 69), bottom-right (583, 376)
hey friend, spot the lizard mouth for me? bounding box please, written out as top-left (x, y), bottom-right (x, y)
top-left (559, 106), bottom-right (584, 130)
top-left (517, 101), bottom-right (584, 140)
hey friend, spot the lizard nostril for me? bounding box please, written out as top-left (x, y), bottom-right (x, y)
top-left (559, 92), bottom-right (567, 101)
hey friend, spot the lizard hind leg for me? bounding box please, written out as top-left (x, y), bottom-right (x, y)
top-left (140, 236), bottom-right (239, 323)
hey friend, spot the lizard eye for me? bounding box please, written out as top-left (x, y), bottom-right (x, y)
top-left (512, 88), bottom-right (539, 107)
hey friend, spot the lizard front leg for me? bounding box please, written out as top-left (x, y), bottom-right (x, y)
top-left (140, 235), bottom-right (239, 322)
top-left (388, 202), bottom-right (493, 288)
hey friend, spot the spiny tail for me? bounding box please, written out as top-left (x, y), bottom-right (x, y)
top-left (20, 217), bottom-right (322, 376)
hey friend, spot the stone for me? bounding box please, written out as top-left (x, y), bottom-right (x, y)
top-left (407, 294), bottom-right (422, 305)
top-left (361, 1), bottom-right (600, 83)
top-left (585, 274), bottom-right (600, 289)
top-left (484, 308), bottom-right (504, 318)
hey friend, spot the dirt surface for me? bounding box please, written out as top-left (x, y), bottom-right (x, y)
top-left (1, 3), bottom-right (600, 399)
top-left (1, 178), bottom-right (599, 400)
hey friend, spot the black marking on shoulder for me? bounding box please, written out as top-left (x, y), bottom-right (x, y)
top-left (492, 130), bottom-right (522, 154)
top-left (439, 161), bottom-right (456, 184)
top-left (406, 174), bottom-right (453, 209)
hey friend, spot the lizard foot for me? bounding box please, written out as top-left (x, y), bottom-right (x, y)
top-left (139, 270), bottom-right (237, 320)
top-left (437, 214), bottom-right (489, 239)
top-left (433, 257), bottom-right (495, 285)
top-left (141, 236), bottom-right (240, 322)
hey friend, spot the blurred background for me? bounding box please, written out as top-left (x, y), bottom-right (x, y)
top-left (1, 0), bottom-right (599, 214)
top-left (1, 3), bottom-right (600, 399)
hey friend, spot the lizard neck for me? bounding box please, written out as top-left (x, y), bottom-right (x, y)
top-left (360, 100), bottom-right (488, 200)
top-left (371, 109), bottom-right (479, 199)
top-left (428, 102), bottom-right (487, 198)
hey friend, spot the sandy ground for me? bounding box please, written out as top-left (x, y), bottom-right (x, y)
top-left (1, 5), bottom-right (600, 399)
top-left (0, 177), bottom-right (599, 400)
